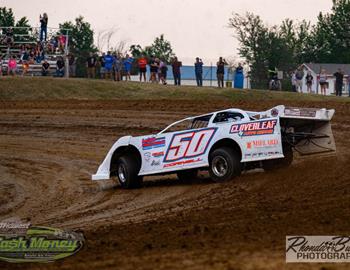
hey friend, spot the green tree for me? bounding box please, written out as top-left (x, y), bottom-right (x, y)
top-left (60, 16), bottom-right (97, 77)
top-left (0, 7), bottom-right (15, 27)
top-left (310, 0), bottom-right (350, 63)
top-left (0, 7), bottom-right (35, 45)
top-left (14, 17), bottom-right (33, 42)
top-left (228, 13), bottom-right (312, 89)
top-left (130, 34), bottom-right (175, 63)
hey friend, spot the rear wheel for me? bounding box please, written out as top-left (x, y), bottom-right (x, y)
top-left (262, 143), bottom-right (293, 171)
top-left (209, 147), bottom-right (241, 182)
top-left (177, 169), bottom-right (199, 182)
top-left (117, 155), bottom-right (143, 189)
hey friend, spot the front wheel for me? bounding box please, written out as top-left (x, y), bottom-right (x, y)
top-left (117, 155), bottom-right (143, 189)
top-left (209, 147), bottom-right (241, 182)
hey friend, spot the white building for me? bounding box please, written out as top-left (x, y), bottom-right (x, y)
top-left (299, 63), bottom-right (350, 95)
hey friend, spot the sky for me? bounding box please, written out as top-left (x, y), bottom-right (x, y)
top-left (3, 0), bottom-right (333, 64)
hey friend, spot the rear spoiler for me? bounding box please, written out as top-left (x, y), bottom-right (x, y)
top-left (280, 106), bottom-right (335, 121)
top-left (277, 106), bottom-right (336, 156)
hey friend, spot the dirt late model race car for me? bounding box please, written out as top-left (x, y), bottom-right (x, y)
top-left (92, 105), bottom-right (336, 188)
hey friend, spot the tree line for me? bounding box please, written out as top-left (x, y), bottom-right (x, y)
top-left (228, 0), bottom-right (350, 89)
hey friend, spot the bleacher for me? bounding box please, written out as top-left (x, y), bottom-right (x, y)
top-left (0, 27), bottom-right (68, 76)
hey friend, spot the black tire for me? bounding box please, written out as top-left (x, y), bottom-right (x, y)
top-left (117, 155), bottom-right (143, 189)
top-left (262, 143), bottom-right (293, 171)
top-left (177, 169), bottom-right (199, 182)
top-left (209, 147), bottom-right (241, 182)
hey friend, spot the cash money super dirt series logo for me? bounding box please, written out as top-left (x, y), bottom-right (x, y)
top-left (0, 221), bottom-right (84, 263)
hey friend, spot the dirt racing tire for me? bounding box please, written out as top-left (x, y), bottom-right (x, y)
top-left (177, 169), bottom-right (199, 182)
top-left (117, 155), bottom-right (143, 189)
top-left (262, 143), bottom-right (293, 171)
top-left (209, 147), bottom-right (241, 182)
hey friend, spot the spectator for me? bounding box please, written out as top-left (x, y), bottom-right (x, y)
top-left (138, 55), bottom-right (147, 82)
top-left (39, 13), bottom-right (48, 42)
top-left (123, 54), bottom-right (133, 81)
top-left (159, 60), bottom-right (168, 85)
top-left (56, 57), bottom-right (65, 77)
top-left (157, 58), bottom-right (162, 82)
top-left (86, 52), bottom-right (97, 78)
top-left (291, 71), bottom-right (297, 92)
top-left (99, 53), bottom-right (106, 79)
top-left (305, 71), bottom-right (313, 93)
top-left (172, 56), bottom-right (182, 86)
top-left (22, 60), bottom-right (29, 76)
top-left (48, 36), bottom-right (57, 54)
top-left (42, 60), bottom-right (50, 76)
top-left (104, 51), bottom-right (114, 80)
top-left (333, 68), bottom-right (344, 97)
top-left (0, 55), bottom-right (3, 77)
top-left (5, 28), bottom-right (14, 48)
top-left (149, 56), bottom-right (158, 83)
top-left (319, 69), bottom-right (327, 96)
top-left (194, 57), bottom-right (203, 87)
top-left (295, 67), bottom-right (304, 92)
top-left (69, 53), bottom-right (76, 77)
top-left (113, 53), bottom-right (122, 81)
top-left (58, 34), bottom-right (66, 52)
top-left (8, 56), bottom-right (17, 76)
top-left (216, 57), bottom-right (227, 88)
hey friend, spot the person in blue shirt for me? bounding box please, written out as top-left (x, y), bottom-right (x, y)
top-left (104, 51), bottom-right (114, 79)
top-left (194, 57), bottom-right (203, 87)
top-left (123, 54), bottom-right (133, 81)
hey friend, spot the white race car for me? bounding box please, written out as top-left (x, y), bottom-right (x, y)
top-left (92, 105), bottom-right (336, 188)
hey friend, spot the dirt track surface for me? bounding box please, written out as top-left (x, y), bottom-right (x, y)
top-left (0, 99), bottom-right (349, 270)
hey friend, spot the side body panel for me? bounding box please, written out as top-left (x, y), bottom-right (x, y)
top-left (137, 117), bottom-right (283, 176)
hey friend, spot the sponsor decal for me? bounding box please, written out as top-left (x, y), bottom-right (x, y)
top-left (0, 221), bottom-right (84, 263)
top-left (144, 152), bottom-right (151, 162)
top-left (152, 151), bottom-right (164, 158)
top-left (142, 137), bottom-right (165, 150)
top-left (151, 160), bottom-right (160, 166)
top-left (284, 107), bottom-right (316, 117)
top-left (164, 128), bottom-right (217, 162)
top-left (245, 151), bottom-right (282, 159)
top-left (230, 120), bottom-right (277, 137)
top-left (246, 139), bottom-right (279, 149)
top-left (163, 158), bottom-right (203, 168)
top-left (286, 236), bottom-right (350, 263)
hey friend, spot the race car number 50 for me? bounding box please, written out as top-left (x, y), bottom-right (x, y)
top-left (164, 128), bottom-right (217, 162)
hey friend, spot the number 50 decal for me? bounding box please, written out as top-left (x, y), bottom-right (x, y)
top-left (164, 128), bottom-right (217, 162)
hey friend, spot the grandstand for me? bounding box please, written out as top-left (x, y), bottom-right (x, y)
top-left (0, 26), bottom-right (70, 77)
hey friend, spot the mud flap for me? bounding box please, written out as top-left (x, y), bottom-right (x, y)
top-left (293, 121), bottom-right (336, 155)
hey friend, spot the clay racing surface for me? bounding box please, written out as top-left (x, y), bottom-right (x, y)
top-left (0, 98), bottom-right (349, 269)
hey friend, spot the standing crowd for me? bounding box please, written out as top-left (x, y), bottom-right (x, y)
top-left (291, 67), bottom-right (350, 97)
top-left (84, 53), bottom-right (231, 88)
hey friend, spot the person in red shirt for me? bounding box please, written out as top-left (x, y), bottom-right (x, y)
top-left (138, 55), bottom-right (147, 82)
